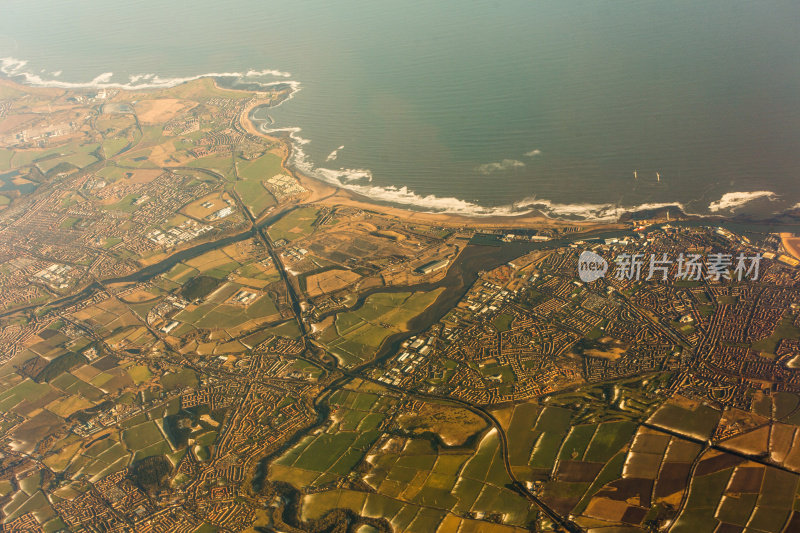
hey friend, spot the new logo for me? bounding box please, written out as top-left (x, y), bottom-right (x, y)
top-left (578, 251), bottom-right (608, 282)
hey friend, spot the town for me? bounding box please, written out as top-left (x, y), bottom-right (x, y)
top-left (1, 76), bottom-right (800, 533)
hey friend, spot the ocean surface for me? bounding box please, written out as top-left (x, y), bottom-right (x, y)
top-left (2, 0), bottom-right (799, 220)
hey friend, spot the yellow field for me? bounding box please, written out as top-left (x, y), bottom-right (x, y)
top-left (71, 364), bottom-right (100, 383)
top-left (185, 249), bottom-right (233, 271)
top-left (71, 297), bottom-right (141, 332)
top-left (269, 463), bottom-right (320, 488)
top-left (134, 98), bottom-right (197, 124)
top-left (584, 346), bottom-right (626, 360)
top-left (147, 141), bottom-right (182, 166)
top-left (780, 233), bottom-right (800, 262)
top-left (0, 113), bottom-right (37, 135)
top-left (222, 240), bottom-right (258, 263)
top-left (305, 269), bottom-right (361, 297)
top-left (183, 191), bottom-right (235, 220)
top-left (46, 394), bottom-right (92, 418)
top-left (43, 440), bottom-right (83, 472)
top-left (119, 287), bottom-right (161, 304)
top-left (105, 326), bottom-right (152, 349)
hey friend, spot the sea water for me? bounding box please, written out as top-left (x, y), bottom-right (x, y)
top-left (2, 0), bottom-right (799, 220)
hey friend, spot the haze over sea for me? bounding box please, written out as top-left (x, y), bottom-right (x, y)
top-left (2, 0), bottom-right (799, 220)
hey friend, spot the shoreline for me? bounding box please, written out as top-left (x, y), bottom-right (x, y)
top-left (780, 233), bottom-right (800, 262)
top-left (241, 100), bottom-right (796, 229)
top-left (240, 100), bottom-right (619, 231)
top-left (1, 70), bottom-right (795, 231)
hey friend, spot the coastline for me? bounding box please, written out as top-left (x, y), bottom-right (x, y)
top-left (1, 68), bottom-right (794, 231)
top-left (1, 71), bottom-right (593, 231)
top-left (240, 99), bottom-right (794, 229)
top-left (239, 99), bottom-right (621, 231)
top-left (781, 233), bottom-right (800, 262)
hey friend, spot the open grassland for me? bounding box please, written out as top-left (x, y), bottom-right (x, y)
top-left (182, 191), bottom-right (235, 220)
top-left (751, 314), bottom-right (800, 355)
top-left (304, 268), bottom-right (361, 297)
top-left (397, 402), bottom-right (486, 446)
top-left (268, 207), bottom-right (319, 242)
top-left (236, 151), bottom-right (283, 181)
top-left (272, 389), bottom-right (387, 485)
top-left (71, 297), bottom-right (142, 337)
top-left (376, 430), bottom-right (534, 526)
top-left (234, 177), bottom-right (276, 217)
top-left (229, 260), bottom-right (282, 289)
top-left (186, 153), bottom-right (235, 178)
top-left (174, 281), bottom-right (280, 333)
top-left (11, 141), bottom-right (100, 172)
top-left (134, 99), bottom-right (197, 124)
top-left (115, 77), bottom-right (254, 102)
top-left (325, 289), bottom-right (445, 367)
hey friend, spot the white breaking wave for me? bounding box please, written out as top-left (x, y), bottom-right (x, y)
top-left (0, 56), bottom-right (299, 92)
top-left (476, 159), bottom-right (526, 174)
top-left (326, 145), bottom-right (345, 161)
top-left (276, 131), bottom-right (688, 220)
top-left (5, 56), bottom-right (784, 222)
top-left (260, 128), bottom-right (374, 186)
top-left (708, 191), bottom-right (778, 212)
top-left (515, 200), bottom-right (687, 221)
top-left (129, 73), bottom-right (155, 83)
top-left (241, 102), bottom-right (793, 221)
top-left (318, 166), bottom-right (372, 183)
top-left (245, 68), bottom-right (292, 78)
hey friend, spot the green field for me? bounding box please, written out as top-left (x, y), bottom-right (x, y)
top-left (237, 152), bottom-right (283, 182)
top-left (263, 319), bottom-right (302, 339)
top-left (36, 143), bottom-right (100, 173)
top-left (108, 193), bottom-right (141, 213)
top-left (583, 420), bottom-right (637, 462)
top-left (507, 402), bottom-right (541, 467)
top-left (558, 424), bottom-right (598, 461)
top-left (752, 315), bottom-right (800, 354)
top-left (648, 403), bottom-right (721, 440)
top-left (0, 149), bottom-right (13, 171)
top-left (492, 312), bottom-right (514, 332)
top-left (174, 281), bottom-right (280, 330)
top-left (326, 290), bottom-right (444, 366)
top-left (267, 207), bottom-right (319, 242)
top-left (102, 137), bottom-right (130, 158)
top-left (0, 379), bottom-right (52, 412)
top-left (274, 390), bottom-right (386, 482)
top-left (234, 178), bottom-right (275, 217)
top-left (233, 150), bottom-right (285, 216)
top-left (159, 368), bottom-right (198, 391)
top-left (12, 141), bottom-right (96, 169)
top-left (672, 468), bottom-right (734, 533)
top-left (96, 165), bottom-right (134, 183)
top-left (124, 422), bottom-right (161, 448)
top-left (186, 153), bottom-right (235, 178)
top-left (127, 365), bottom-right (152, 384)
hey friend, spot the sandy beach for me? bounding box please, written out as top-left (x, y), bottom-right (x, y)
top-left (240, 98), bottom-right (624, 232)
top-left (780, 233), bottom-right (800, 262)
top-left (1, 73), bottom-right (621, 232)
